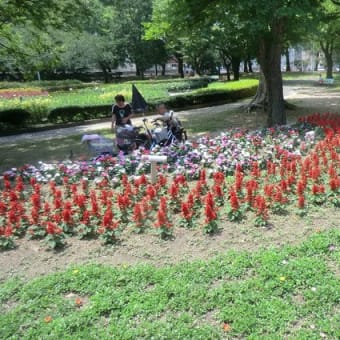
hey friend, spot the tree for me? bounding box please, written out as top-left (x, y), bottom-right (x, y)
top-left (317, 0), bottom-right (340, 78)
top-left (0, 0), bottom-right (92, 79)
top-left (160, 0), bottom-right (324, 126)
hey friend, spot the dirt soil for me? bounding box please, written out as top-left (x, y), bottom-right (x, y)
top-left (0, 82), bottom-right (339, 281)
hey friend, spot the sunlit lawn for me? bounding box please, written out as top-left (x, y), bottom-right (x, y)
top-left (0, 229), bottom-right (338, 339)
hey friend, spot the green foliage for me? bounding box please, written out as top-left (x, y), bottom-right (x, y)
top-left (0, 79), bottom-right (257, 129)
top-left (0, 229), bottom-right (338, 338)
top-left (48, 105), bottom-right (111, 123)
top-left (0, 108), bottom-right (31, 127)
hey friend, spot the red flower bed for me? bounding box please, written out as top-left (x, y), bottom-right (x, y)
top-left (0, 89), bottom-right (49, 99)
top-left (0, 113), bottom-right (339, 250)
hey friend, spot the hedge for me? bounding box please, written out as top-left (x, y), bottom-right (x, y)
top-left (48, 105), bottom-right (112, 123)
top-left (0, 85), bottom-right (257, 131)
top-left (0, 108), bottom-right (31, 128)
top-left (150, 85), bottom-right (258, 110)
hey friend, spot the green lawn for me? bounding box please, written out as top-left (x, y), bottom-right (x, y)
top-left (0, 78), bottom-right (258, 112)
top-left (0, 229), bottom-right (338, 339)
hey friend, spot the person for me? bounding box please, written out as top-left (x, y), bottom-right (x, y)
top-left (111, 94), bottom-right (133, 131)
top-left (154, 103), bottom-right (186, 142)
top-left (155, 103), bottom-right (177, 126)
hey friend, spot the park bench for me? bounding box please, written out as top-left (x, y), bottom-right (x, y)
top-left (324, 78), bottom-right (334, 85)
top-left (112, 72), bottom-right (123, 79)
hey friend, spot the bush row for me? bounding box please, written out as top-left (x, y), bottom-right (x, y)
top-left (0, 85), bottom-right (257, 131)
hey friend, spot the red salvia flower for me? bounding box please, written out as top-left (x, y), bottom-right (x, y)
top-left (214, 185), bottom-right (224, 198)
top-left (132, 203), bottom-right (144, 226)
top-left (30, 177), bottom-right (36, 187)
top-left (46, 221), bottom-right (62, 235)
top-left (31, 193), bottom-right (41, 210)
top-left (54, 198), bottom-right (62, 210)
top-left (187, 193), bottom-right (195, 209)
top-left (254, 195), bottom-right (268, 219)
top-left (205, 203), bottom-right (217, 224)
top-left (81, 210), bottom-right (91, 225)
top-left (15, 177), bottom-right (24, 192)
top-left (181, 202), bottom-right (193, 220)
top-left (251, 161), bottom-right (260, 178)
top-left (199, 169), bottom-right (207, 183)
top-left (146, 185), bottom-right (157, 200)
top-left (117, 194), bottom-right (131, 209)
top-left (229, 189), bottom-right (239, 211)
top-left (4, 225), bottom-right (13, 237)
top-left (298, 195), bottom-right (305, 209)
top-left (213, 171), bottom-right (225, 186)
top-left (169, 182), bottom-right (179, 199)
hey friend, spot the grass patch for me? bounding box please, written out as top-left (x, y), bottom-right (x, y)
top-left (0, 229), bottom-right (338, 339)
top-left (0, 78), bottom-right (257, 113)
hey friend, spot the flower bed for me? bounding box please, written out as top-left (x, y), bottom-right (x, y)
top-left (0, 89), bottom-right (49, 99)
top-left (0, 113), bottom-right (339, 250)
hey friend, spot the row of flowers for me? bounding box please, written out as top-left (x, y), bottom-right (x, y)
top-left (0, 113), bottom-right (339, 250)
top-left (3, 121), bottom-right (324, 183)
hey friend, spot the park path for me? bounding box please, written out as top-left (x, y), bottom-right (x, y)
top-left (0, 102), bottom-right (244, 144)
top-left (0, 83), bottom-right (337, 145)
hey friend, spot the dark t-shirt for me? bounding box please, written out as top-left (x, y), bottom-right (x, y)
top-left (112, 103), bottom-right (132, 126)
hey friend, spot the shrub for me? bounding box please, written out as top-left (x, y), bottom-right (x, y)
top-left (149, 85), bottom-right (258, 110)
top-left (0, 108), bottom-right (31, 128)
top-left (48, 105), bottom-right (112, 123)
top-left (166, 79), bottom-right (210, 92)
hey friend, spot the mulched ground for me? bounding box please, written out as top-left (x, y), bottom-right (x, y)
top-left (0, 89), bottom-right (49, 99)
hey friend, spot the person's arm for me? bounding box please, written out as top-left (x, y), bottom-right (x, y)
top-left (111, 106), bottom-right (117, 131)
top-left (111, 114), bottom-right (116, 131)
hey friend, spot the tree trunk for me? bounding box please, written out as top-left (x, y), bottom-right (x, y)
top-left (320, 41), bottom-right (334, 79)
top-left (258, 26), bottom-right (286, 126)
top-left (248, 59), bottom-right (253, 73)
top-left (244, 70), bottom-right (267, 111)
top-left (155, 64), bottom-right (158, 76)
top-left (231, 56), bottom-right (240, 81)
top-left (161, 64), bottom-right (166, 76)
top-left (314, 51), bottom-right (320, 72)
top-left (174, 53), bottom-right (184, 78)
top-left (325, 54), bottom-right (333, 79)
top-left (100, 64), bottom-right (109, 83)
top-left (285, 47), bottom-right (291, 72)
top-left (243, 60), bottom-right (249, 73)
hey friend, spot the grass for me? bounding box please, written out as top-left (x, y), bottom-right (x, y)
top-left (0, 229), bottom-right (338, 339)
top-left (0, 78), bottom-right (258, 112)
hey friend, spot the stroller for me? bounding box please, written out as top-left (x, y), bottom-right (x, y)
top-left (81, 134), bottom-right (118, 157)
top-left (115, 124), bottom-right (149, 153)
top-left (143, 115), bottom-right (187, 149)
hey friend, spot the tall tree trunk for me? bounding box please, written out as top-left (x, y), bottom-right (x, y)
top-left (285, 47), bottom-right (291, 72)
top-left (100, 64), bottom-right (109, 83)
top-left (221, 54), bottom-right (231, 81)
top-left (248, 59), bottom-right (253, 73)
top-left (321, 41), bottom-right (334, 79)
top-left (175, 53), bottom-right (184, 78)
top-left (258, 26), bottom-right (286, 126)
top-left (314, 51), bottom-right (320, 71)
top-left (320, 37), bottom-right (334, 78)
top-left (155, 64), bottom-right (158, 76)
top-left (231, 56), bottom-right (240, 81)
top-left (161, 64), bottom-right (166, 76)
top-left (243, 60), bottom-right (249, 73)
